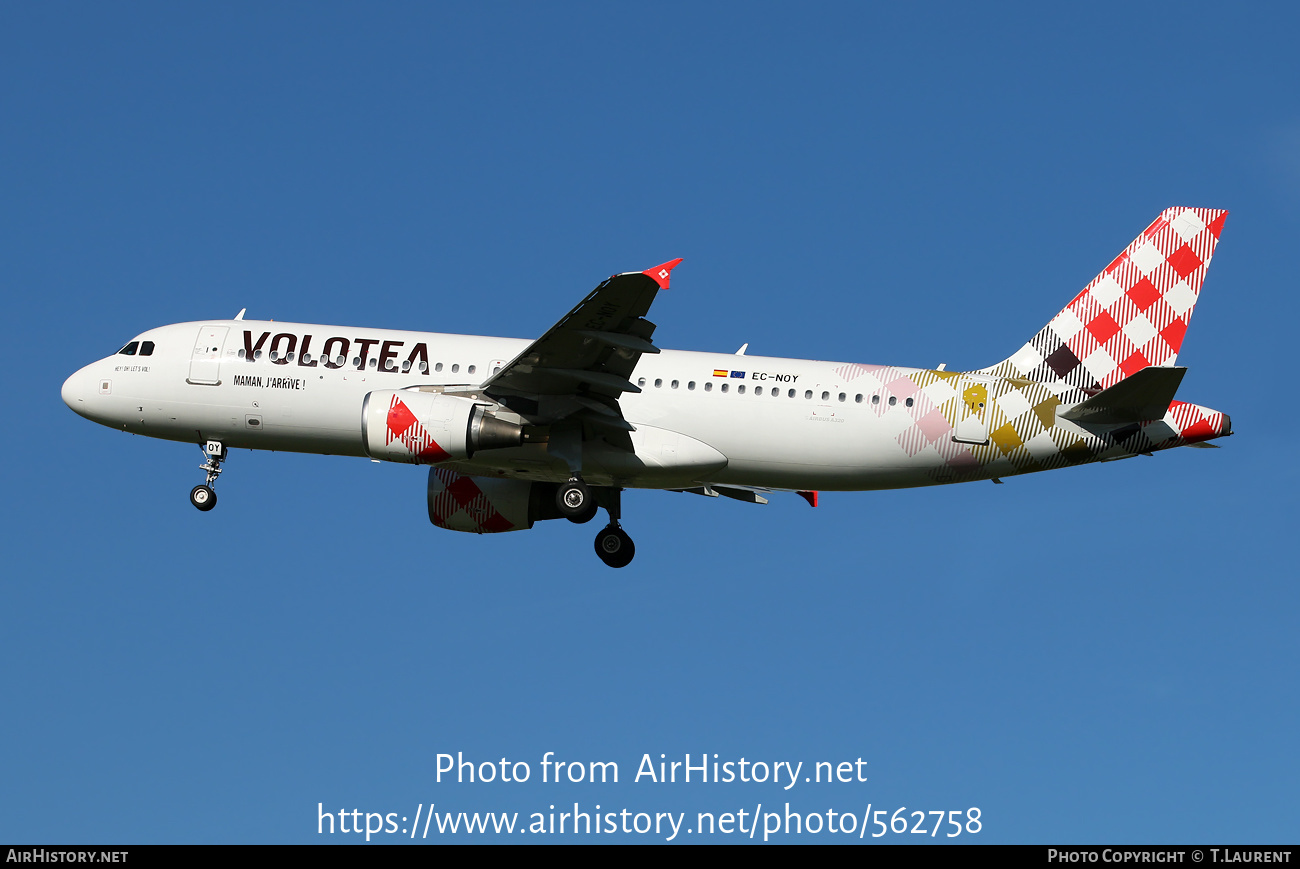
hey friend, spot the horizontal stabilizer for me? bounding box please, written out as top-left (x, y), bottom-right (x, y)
top-left (1059, 366), bottom-right (1186, 424)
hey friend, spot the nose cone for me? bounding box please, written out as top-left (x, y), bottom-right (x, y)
top-left (62, 365), bottom-right (95, 417)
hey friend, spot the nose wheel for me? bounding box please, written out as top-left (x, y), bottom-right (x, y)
top-left (191, 440), bottom-right (225, 512)
top-left (190, 484), bottom-right (217, 511)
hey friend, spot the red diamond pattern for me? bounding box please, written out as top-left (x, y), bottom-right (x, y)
top-left (1087, 310), bottom-right (1120, 344)
top-left (1126, 277), bottom-right (1160, 311)
top-left (1119, 351), bottom-right (1149, 377)
top-left (1167, 244), bottom-right (1202, 278)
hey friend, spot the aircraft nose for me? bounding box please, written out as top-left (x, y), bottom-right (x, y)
top-left (62, 365), bottom-right (95, 416)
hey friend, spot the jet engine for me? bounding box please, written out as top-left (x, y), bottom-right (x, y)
top-left (427, 468), bottom-right (561, 533)
top-left (362, 390), bottom-right (522, 463)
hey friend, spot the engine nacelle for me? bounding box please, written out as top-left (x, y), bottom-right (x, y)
top-left (362, 390), bottom-right (522, 463)
top-left (427, 468), bottom-right (560, 533)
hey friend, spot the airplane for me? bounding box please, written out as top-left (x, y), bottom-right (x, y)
top-left (61, 207), bottom-right (1232, 568)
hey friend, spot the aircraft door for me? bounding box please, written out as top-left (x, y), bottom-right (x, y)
top-left (952, 376), bottom-right (991, 445)
top-left (187, 325), bottom-right (229, 385)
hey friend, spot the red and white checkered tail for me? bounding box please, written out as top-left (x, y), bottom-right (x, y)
top-left (982, 207), bottom-right (1227, 404)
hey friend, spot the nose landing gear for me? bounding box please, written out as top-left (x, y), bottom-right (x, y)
top-left (190, 440), bottom-right (225, 512)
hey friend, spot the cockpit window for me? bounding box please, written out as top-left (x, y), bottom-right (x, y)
top-left (118, 341), bottom-right (139, 356)
top-left (139, 341), bottom-right (155, 357)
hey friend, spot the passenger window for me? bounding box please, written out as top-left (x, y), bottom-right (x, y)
top-left (238, 349), bottom-right (246, 358)
top-left (638, 377), bottom-right (646, 387)
top-left (140, 341), bottom-right (155, 356)
top-left (351, 356), bottom-right (360, 367)
top-left (804, 390), bottom-right (812, 399)
top-left (755, 386), bottom-right (763, 396)
top-left (401, 360), bottom-right (411, 372)
top-left (821, 391), bottom-right (829, 400)
top-left (871, 395), bottom-right (880, 405)
top-left (704, 382), bottom-right (713, 392)
top-left (451, 364), bottom-right (459, 373)
top-left (721, 383), bottom-right (729, 393)
top-left (888, 396), bottom-right (897, 406)
top-left (688, 381), bottom-right (696, 390)
top-left (655, 378), bottom-right (663, 388)
top-left (435, 362), bottom-right (443, 372)
top-left (368, 358), bottom-right (377, 369)
top-left (738, 385), bottom-right (746, 394)
top-left (788, 389), bottom-right (795, 398)
top-left (671, 379), bottom-right (679, 389)
top-left (118, 341), bottom-right (139, 356)
top-left (838, 393), bottom-right (845, 402)
top-left (855, 394), bottom-right (862, 403)
top-left (286, 352), bottom-right (295, 362)
top-left (269, 351), bottom-right (279, 362)
top-left (468, 365), bottom-right (476, 375)
top-left (905, 397), bottom-right (914, 407)
top-left (419, 361), bottom-right (428, 373)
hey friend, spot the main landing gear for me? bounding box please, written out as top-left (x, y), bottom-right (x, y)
top-left (555, 477), bottom-right (636, 567)
top-left (556, 476), bottom-right (634, 566)
top-left (594, 524), bottom-right (634, 569)
top-left (190, 440), bottom-right (225, 512)
top-left (555, 476), bottom-right (598, 524)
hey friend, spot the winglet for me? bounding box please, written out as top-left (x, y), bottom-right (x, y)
top-left (643, 258), bottom-right (683, 289)
top-left (797, 490), bottom-right (818, 508)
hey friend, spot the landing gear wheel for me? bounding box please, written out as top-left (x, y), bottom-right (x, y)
top-left (594, 525), bottom-right (635, 568)
top-left (191, 441), bottom-right (225, 513)
top-left (557, 479), bottom-right (597, 524)
top-left (190, 485), bottom-right (217, 512)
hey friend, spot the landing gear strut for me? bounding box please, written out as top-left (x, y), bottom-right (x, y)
top-left (190, 440), bottom-right (225, 512)
top-left (593, 487), bottom-right (635, 568)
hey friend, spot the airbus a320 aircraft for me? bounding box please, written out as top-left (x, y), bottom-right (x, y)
top-left (62, 207), bottom-right (1232, 567)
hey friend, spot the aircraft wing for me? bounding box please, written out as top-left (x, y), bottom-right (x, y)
top-left (481, 260), bottom-right (682, 416)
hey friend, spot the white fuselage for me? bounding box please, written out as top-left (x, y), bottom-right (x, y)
top-left (62, 319), bottom-right (977, 491)
top-left (62, 318), bottom-right (1223, 494)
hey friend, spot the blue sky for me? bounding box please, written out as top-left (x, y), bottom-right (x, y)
top-left (3, 3), bottom-right (1297, 844)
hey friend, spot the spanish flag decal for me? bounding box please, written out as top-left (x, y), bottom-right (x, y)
top-left (713, 369), bottom-right (728, 377)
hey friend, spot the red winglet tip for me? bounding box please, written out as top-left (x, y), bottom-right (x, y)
top-left (643, 258), bottom-right (684, 289)
top-left (797, 490), bottom-right (818, 508)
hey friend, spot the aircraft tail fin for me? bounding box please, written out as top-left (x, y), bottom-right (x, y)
top-left (982, 207), bottom-right (1227, 403)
